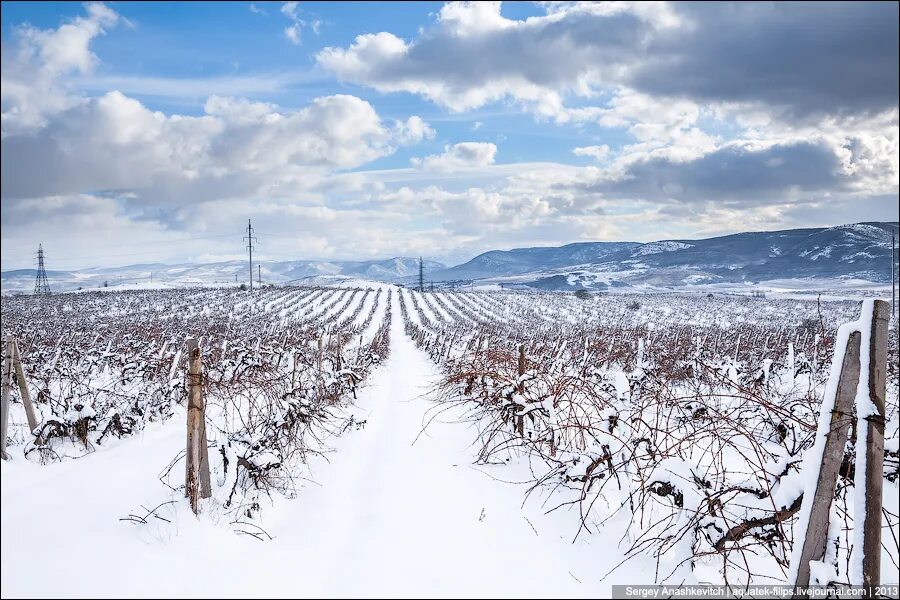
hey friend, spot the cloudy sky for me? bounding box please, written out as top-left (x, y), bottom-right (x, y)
top-left (1, 1), bottom-right (897, 270)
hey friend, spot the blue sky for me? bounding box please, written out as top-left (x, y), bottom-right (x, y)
top-left (1, 1), bottom-right (897, 269)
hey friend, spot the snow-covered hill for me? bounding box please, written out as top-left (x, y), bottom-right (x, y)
top-left (3, 222), bottom-right (896, 294)
top-left (0, 257), bottom-right (446, 293)
top-left (434, 221), bottom-right (898, 291)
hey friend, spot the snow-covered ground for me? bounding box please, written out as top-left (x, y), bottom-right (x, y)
top-left (1, 294), bottom-right (647, 597)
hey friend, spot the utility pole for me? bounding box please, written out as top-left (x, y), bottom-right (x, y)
top-left (244, 219), bottom-right (257, 292)
top-left (33, 244), bottom-right (51, 295)
top-left (258, 264), bottom-right (262, 287)
top-left (418, 257), bottom-right (424, 292)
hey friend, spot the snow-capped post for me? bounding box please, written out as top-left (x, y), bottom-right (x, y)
top-left (11, 337), bottom-right (38, 435)
top-left (791, 299), bottom-right (889, 595)
top-left (516, 343), bottom-right (525, 436)
top-left (1, 339), bottom-right (11, 460)
top-left (792, 331), bottom-right (861, 591)
top-left (861, 299), bottom-right (889, 591)
top-left (185, 338), bottom-right (211, 515)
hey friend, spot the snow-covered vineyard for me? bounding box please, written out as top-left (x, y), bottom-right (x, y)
top-left (1, 284), bottom-right (897, 596)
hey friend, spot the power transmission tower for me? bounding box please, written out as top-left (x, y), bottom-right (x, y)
top-left (34, 244), bottom-right (51, 295)
top-left (418, 257), bottom-right (424, 292)
top-left (244, 219), bottom-right (257, 292)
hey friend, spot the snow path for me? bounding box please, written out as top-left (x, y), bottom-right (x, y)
top-left (1, 289), bottom-right (625, 598)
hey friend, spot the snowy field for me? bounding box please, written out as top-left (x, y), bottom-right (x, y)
top-left (1, 285), bottom-right (898, 597)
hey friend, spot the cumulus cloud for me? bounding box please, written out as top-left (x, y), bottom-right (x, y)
top-left (573, 145), bottom-right (610, 161)
top-left (1, 2), bottom-right (897, 270)
top-left (312, 0), bottom-right (898, 236)
top-left (594, 140), bottom-right (849, 205)
top-left (1, 1), bottom-right (120, 135)
top-left (1, 91), bottom-right (424, 203)
top-left (393, 115), bottom-right (436, 144)
top-left (411, 142), bottom-right (497, 172)
top-left (316, 1), bottom-right (898, 120)
top-left (0, 3), bottom-right (442, 268)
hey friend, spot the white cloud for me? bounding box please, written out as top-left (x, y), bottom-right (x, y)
top-left (280, 1), bottom-right (319, 45)
top-left (411, 142), bottom-right (497, 172)
top-left (393, 115), bottom-right (436, 144)
top-left (1, 1), bottom-right (121, 135)
top-left (1, 2), bottom-right (897, 271)
top-left (573, 145), bottom-right (610, 161)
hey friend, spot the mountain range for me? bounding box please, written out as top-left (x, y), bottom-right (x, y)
top-left (1, 222), bottom-right (896, 293)
top-left (0, 257), bottom-right (446, 293)
top-left (432, 222), bottom-right (897, 291)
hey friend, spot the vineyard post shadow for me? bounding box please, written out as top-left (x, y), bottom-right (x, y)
top-left (185, 338), bottom-right (211, 515)
top-left (792, 299), bottom-right (888, 597)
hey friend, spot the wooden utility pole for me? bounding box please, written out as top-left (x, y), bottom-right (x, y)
top-left (185, 338), bottom-right (211, 515)
top-left (11, 337), bottom-right (38, 434)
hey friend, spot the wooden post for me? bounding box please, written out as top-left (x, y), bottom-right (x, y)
top-left (862, 299), bottom-right (889, 592)
top-left (794, 331), bottom-right (861, 590)
top-left (1, 341), bottom-right (11, 460)
top-left (185, 338), bottom-right (211, 515)
top-left (291, 351), bottom-right (300, 393)
top-left (317, 337), bottom-right (323, 373)
top-left (516, 343), bottom-right (525, 436)
top-left (11, 337), bottom-right (38, 434)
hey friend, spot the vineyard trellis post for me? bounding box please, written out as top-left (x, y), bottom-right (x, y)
top-left (1, 340), bottom-right (12, 460)
top-left (11, 337), bottom-right (38, 435)
top-left (792, 299), bottom-right (888, 596)
top-left (861, 299), bottom-right (888, 591)
top-left (185, 338), bottom-right (211, 515)
top-left (516, 343), bottom-right (525, 436)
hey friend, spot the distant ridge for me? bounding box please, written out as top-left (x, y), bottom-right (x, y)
top-left (2, 222), bottom-right (897, 293)
top-left (432, 221), bottom-right (898, 290)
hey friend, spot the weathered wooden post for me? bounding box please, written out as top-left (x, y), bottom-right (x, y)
top-left (291, 350), bottom-right (300, 393)
top-left (1, 340), bottom-right (12, 460)
top-left (11, 337), bottom-right (38, 435)
top-left (317, 337), bottom-right (323, 373)
top-left (793, 299), bottom-right (889, 596)
top-left (793, 331), bottom-right (861, 590)
top-left (516, 343), bottom-right (525, 436)
top-left (185, 338), bottom-right (211, 515)
top-left (862, 299), bottom-right (889, 592)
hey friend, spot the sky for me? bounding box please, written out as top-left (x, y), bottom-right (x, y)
top-left (1, 1), bottom-right (898, 270)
